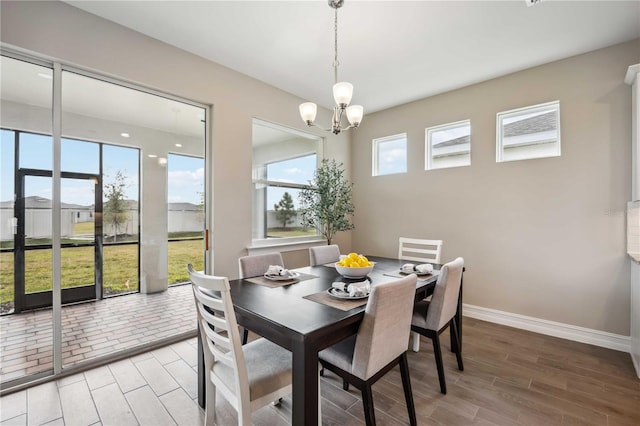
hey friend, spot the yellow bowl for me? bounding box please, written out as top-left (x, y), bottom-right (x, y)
top-left (335, 262), bottom-right (374, 278)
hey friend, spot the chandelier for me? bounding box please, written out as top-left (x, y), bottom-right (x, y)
top-left (299, 0), bottom-right (363, 135)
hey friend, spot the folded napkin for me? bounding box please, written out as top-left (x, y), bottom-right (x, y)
top-left (415, 264), bottom-right (434, 274)
top-left (401, 263), bottom-right (416, 272)
top-left (401, 263), bottom-right (433, 274)
top-left (332, 280), bottom-right (370, 297)
top-left (266, 265), bottom-right (287, 276)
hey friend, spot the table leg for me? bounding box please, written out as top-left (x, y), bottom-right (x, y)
top-left (292, 341), bottom-right (319, 426)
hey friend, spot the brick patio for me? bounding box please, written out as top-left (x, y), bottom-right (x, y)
top-left (0, 284), bottom-right (196, 383)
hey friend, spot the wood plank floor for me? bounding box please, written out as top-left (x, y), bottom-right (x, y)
top-left (1, 317), bottom-right (638, 426)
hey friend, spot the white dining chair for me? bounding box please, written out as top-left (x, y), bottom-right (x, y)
top-left (309, 244), bottom-right (341, 266)
top-left (399, 237), bottom-right (444, 351)
top-left (410, 257), bottom-right (464, 394)
top-left (319, 274), bottom-right (418, 426)
top-left (189, 264), bottom-right (321, 426)
top-left (398, 237), bottom-right (443, 264)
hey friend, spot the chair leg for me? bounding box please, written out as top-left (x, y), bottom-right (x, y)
top-left (204, 382), bottom-right (216, 426)
top-left (451, 319), bottom-right (464, 371)
top-left (361, 385), bottom-right (376, 426)
top-left (242, 328), bottom-right (249, 345)
top-left (411, 331), bottom-right (420, 352)
top-left (431, 333), bottom-right (447, 394)
top-left (343, 379), bottom-right (349, 391)
top-left (399, 353), bottom-right (417, 426)
top-left (318, 370), bottom-right (322, 426)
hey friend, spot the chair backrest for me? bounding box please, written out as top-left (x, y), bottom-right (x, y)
top-left (398, 237), bottom-right (443, 264)
top-left (188, 264), bottom-right (249, 411)
top-left (238, 252), bottom-right (284, 278)
top-left (351, 274), bottom-right (418, 380)
top-left (425, 257), bottom-right (464, 331)
top-left (309, 244), bottom-right (341, 266)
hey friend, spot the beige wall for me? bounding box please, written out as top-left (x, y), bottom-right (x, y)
top-left (0, 0), bottom-right (351, 278)
top-left (2, 1), bottom-right (636, 335)
top-left (351, 39), bottom-right (639, 335)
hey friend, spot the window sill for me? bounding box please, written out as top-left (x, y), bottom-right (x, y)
top-left (247, 236), bottom-right (326, 256)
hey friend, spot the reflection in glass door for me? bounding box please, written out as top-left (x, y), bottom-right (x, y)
top-left (16, 174), bottom-right (53, 311)
top-left (61, 176), bottom-right (101, 301)
top-left (16, 173), bottom-right (100, 311)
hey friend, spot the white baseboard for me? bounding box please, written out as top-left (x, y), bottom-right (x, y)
top-left (633, 354), bottom-right (640, 378)
top-left (463, 304), bottom-right (631, 353)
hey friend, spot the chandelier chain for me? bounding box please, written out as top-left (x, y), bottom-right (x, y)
top-left (333, 5), bottom-right (339, 85)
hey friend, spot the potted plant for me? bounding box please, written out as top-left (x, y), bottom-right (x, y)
top-left (299, 159), bottom-right (355, 245)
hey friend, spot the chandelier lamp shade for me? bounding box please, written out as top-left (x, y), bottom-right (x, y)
top-left (299, 0), bottom-right (364, 135)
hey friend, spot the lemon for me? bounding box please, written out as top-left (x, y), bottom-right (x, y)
top-left (337, 253), bottom-right (372, 268)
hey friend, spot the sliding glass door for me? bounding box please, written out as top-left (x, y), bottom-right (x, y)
top-left (1, 52), bottom-right (207, 386)
top-left (15, 172), bottom-right (99, 311)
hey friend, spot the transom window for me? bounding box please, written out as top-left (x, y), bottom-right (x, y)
top-left (425, 120), bottom-right (471, 170)
top-left (372, 133), bottom-right (407, 176)
top-left (497, 100), bottom-right (561, 162)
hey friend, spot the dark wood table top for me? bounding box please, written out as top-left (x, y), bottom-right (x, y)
top-left (228, 256), bottom-right (440, 351)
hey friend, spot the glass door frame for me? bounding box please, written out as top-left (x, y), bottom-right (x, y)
top-left (14, 169), bottom-right (102, 312)
top-left (1, 47), bottom-right (210, 386)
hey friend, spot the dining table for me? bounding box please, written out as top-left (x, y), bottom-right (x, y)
top-left (197, 255), bottom-right (464, 426)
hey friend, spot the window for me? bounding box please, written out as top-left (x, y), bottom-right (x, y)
top-left (425, 120), bottom-right (471, 170)
top-left (252, 120), bottom-right (322, 241)
top-left (167, 153), bottom-right (205, 284)
top-left (497, 100), bottom-right (560, 162)
top-left (373, 133), bottom-right (407, 176)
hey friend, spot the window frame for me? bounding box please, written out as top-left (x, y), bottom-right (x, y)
top-left (250, 119), bottom-right (323, 247)
top-left (496, 100), bottom-right (561, 163)
top-left (372, 133), bottom-right (408, 176)
top-left (425, 119), bottom-right (471, 171)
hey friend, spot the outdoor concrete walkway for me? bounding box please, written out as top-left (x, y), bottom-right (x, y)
top-left (0, 284), bottom-right (196, 383)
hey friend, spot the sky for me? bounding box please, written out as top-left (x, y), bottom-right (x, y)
top-left (1, 130), bottom-right (204, 206)
top-left (266, 154), bottom-right (316, 209)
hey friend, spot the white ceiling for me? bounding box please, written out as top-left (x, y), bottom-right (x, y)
top-left (59, 0), bottom-right (640, 115)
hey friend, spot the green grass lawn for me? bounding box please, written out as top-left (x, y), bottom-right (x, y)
top-left (74, 221), bottom-right (95, 234)
top-left (267, 227), bottom-right (317, 238)
top-left (0, 239), bottom-right (204, 304)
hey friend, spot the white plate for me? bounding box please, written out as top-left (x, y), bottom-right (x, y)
top-left (400, 268), bottom-right (433, 276)
top-left (326, 287), bottom-right (370, 300)
top-left (263, 271), bottom-right (301, 281)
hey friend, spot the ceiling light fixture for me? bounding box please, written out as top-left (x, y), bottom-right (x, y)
top-left (299, 0), bottom-right (363, 135)
top-left (120, 132), bottom-right (130, 138)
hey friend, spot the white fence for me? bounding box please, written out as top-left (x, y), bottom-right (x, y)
top-left (0, 207), bottom-right (204, 241)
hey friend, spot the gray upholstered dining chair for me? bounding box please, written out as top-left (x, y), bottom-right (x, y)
top-left (238, 252), bottom-right (284, 278)
top-left (188, 264), bottom-right (297, 426)
top-left (410, 257), bottom-right (464, 394)
top-left (309, 244), bottom-right (341, 266)
top-left (236, 252), bottom-right (285, 344)
top-left (318, 274), bottom-right (418, 426)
